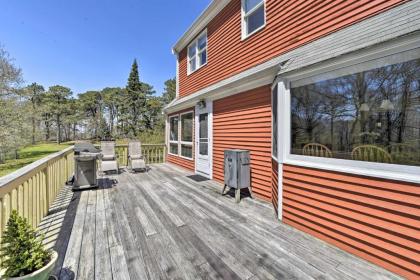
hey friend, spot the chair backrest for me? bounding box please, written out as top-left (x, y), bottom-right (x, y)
top-left (302, 143), bottom-right (332, 158)
top-left (101, 141), bottom-right (116, 157)
top-left (351, 145), bottom-right (392, 163)
top-left (128, 141), bottom-right (142, 157)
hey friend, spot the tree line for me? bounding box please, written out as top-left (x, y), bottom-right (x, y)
top-left (0, 45), bottom-right (176, 162)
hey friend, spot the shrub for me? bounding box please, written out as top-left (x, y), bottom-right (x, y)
top-left (0, 210), bottom-right (51, 278)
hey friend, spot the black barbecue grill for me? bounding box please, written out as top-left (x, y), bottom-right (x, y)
top-left (72, 142), bottom-right (102, 190)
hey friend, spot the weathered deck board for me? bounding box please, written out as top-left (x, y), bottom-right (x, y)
top-left (38, 163), bottom-right (402, 280)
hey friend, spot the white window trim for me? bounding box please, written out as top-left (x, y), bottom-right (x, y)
top-left (168, 115), bottom-right (180, 157)
top-left (241, 0), bottom-right (266, 40)
top-left (180, 111), bottom-right (194, 159)
top-left (276, 46), bottom-right (420, 184)
top-left (187, 30), bottom-right (208, 75)
top-left (271, 81), bottom-right (279, 162)
top-left (168, 111), bottom-right (194, 160)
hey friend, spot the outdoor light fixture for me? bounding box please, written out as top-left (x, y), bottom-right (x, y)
top-left (380, 99), bottom-right (395, 111)
top-left (197, 99), bottom-right (206, 109)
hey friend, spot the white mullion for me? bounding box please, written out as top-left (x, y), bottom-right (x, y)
top-left (244, 0), bottom-right (264, 18)
top-left (195, 43), bottom-right (200, 67)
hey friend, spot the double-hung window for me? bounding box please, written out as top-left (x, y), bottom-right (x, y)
top-left (168, 112), bottom-right (194, 159)
top-left (188, 31), bottom-right (207, 75)
top-left (169, 116), bottom-right (179, 155)
top-left (242, 0), bottom-right (266, 39)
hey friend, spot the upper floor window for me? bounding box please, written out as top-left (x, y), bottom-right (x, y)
top-left (242, 0), bottom-right (266, 39)
top-left (187, 31), bottom-right (207, 75)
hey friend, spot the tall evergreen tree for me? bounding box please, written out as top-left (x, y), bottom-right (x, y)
top-left (123, 59), bottom-right (154, 136)
top-left (127, 59), bottom-right (142, 92)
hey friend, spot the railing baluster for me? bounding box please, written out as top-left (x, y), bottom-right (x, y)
top-left (24, 181), bottom-right (29, 220)
top-left (32, 177), bottom-right (36, 228)
top-left (18, 184), bottom-right (23, 216)
top-left (0, 147), bottom-right (74, 249)
top-left (0, 198), bottom-right (3, 243)
top-left (36, 173), bottom-right (41, 226)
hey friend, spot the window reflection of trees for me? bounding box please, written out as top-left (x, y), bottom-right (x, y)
top-left (291, 58), bottom-right (420, 166)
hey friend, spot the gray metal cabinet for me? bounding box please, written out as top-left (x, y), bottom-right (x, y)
top-left (222, 150), bottom-right (252, 203)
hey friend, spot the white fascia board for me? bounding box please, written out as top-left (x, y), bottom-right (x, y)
top-left (172, 0), bottom-right (230, 54)
top-left (164, 60), bottom-right (282, 114)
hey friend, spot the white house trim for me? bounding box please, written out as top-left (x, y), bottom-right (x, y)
top-left (195, 100), bottom-right (213, 179)
top-left (172, 0), bottom-right (230, 53)
top-left (168, 111), bottom-right (195, 160)
top-left (275, 45), bottom-right (420, 184)
top-left (165, 0), bottom-right (420, 114)
top-left (175, 52), bottom-right (180, 98)
top-left (164, 62), bottom-right (281, 114)
top-left (241, 0), bottom-right (266, 40)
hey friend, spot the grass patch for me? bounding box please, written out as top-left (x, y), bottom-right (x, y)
top-left (0, 143), bottom-right (71, 177)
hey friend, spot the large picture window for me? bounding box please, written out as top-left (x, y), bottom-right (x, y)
top-left (168, 112), bottom-right (194, 159)
top-left (291, 56), bottom-right (420, 167)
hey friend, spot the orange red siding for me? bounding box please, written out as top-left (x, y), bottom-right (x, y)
top-left (178, 0), bottom-right (406, 97)
top-left (167, 108), bottom-right (195, 172)
top-left (213, 85), bottom-right (272, 201)
top-left (282, 164), bottom-right (420, 279)
top-left (271, 159), bottom-right (279, 215)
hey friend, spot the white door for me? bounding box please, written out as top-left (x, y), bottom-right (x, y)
top-left (195, 100), bottom-right (212, 178)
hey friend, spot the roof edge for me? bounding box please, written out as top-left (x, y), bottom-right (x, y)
top-left (172, 0), bottom-right (230, 54)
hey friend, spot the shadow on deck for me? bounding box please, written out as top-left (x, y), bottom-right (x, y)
top-left (39, 163), bottom-right (401, 280)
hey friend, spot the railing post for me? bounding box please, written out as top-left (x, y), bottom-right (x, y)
top-left (163, 145), bottom-right (167, 163)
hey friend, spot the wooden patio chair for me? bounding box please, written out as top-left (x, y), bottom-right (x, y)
top-left (100, 141), bottom-right (119, 173)
top-left (351, 145), bottom-right (392, 163)
top-left (302, 143), bottom-right (333, 158)
top-left (128, 141), bottom-right (147, 172)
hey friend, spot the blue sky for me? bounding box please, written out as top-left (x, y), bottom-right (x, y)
top-left (0, 0), bottom-right (210, 96)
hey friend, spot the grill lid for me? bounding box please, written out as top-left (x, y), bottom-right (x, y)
top-left (74, 142), bottom-right (100, 155)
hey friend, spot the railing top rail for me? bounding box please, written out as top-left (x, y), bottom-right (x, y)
top-left (94, 143), bottom-right (166, 148)
top-left (140, 144), bottom-right (166, 147)
top-left (0, 146), bottom-right (74, 192)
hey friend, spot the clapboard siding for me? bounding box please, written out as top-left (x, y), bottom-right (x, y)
top-left (213, 85), bottom-right (272, 201)
top-left (178, 0), bottom-right (406, 97)
top-left (272, 159), bottom-right (279, 215)
top-left (167, 108), bottom-right (195, 171)
top-left (282, 164), bottom-right (420, 279)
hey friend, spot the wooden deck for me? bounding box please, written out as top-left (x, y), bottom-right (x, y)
top-left (39, 163), bottom-right (401, 280)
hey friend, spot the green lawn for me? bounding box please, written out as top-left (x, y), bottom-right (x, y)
top-left (0, 143), bottom-right (71, 177)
